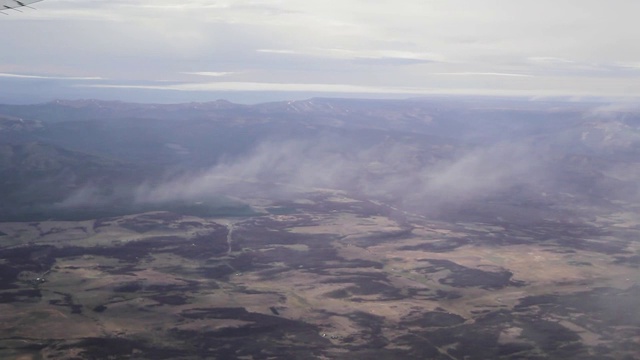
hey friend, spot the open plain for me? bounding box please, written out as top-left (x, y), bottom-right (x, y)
top-left (0, 190), bottom-right (638, 359)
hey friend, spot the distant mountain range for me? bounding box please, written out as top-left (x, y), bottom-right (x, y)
top-left (0, 97), bottom-right (638, 221)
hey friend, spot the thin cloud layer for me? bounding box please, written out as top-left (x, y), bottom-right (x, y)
top-left (1, 0), bottom-right (639, 101)
top-left (0, 72), bottom-right (104, 80)
top-left (133, 138), bottom-right (548, 213)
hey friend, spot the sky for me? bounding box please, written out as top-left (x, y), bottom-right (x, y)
top-left (1, 0), bottom-right (640, 103)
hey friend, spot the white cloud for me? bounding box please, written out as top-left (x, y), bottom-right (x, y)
top-left (79, 81), bottom-right (428, 94)
top-left (75, 79), bottom-right (640, 99)
top-left (258, 48), bottom-right (444, 63)
top-left (614, 62), bottom-right (640, 70)
top-left (0, 72), bottom-right (104, 80)
top-left (1, 0), bottom-right (639, 100)
top-left (181, 72), bottom-right (235, 77)
top-left (256, 49), bottom-right (300, 55)
top-left (434, 72), bottom-right (534, 78)
top-left (528, 57), bottom-right (577, 65)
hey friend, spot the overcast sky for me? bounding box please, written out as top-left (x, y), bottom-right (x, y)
top-left (1, 0), bottom-right (639, 103)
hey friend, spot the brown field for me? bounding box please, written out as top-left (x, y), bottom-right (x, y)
top-left (0, 193), bottom-right (638, 359)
